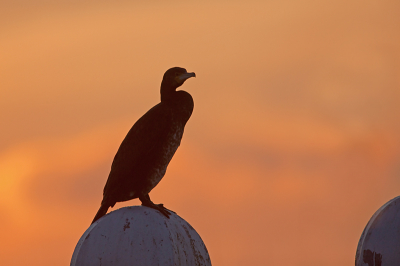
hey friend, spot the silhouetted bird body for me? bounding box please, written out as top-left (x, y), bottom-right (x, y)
top-left (92, 67), bottom-right (195, 224)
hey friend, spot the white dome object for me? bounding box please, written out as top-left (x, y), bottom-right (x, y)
top-left (71, 206), bottom-right (211, 266)
top-left (356, 196), bottom-right (400, 266)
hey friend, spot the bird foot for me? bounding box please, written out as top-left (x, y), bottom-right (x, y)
top-left (157, 204), bottom-right (176, 214)
top-left (141, 202), bottom-right (172, 218)
top-left (139, 194), bottom-right (176, 218)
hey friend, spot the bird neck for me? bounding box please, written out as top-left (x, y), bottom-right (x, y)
top-left (160, 83), bottom-right (177, 103)
top-left (160, 90), bottom-right (194, 124)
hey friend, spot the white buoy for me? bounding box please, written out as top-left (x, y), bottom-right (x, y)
top-left (71, 206), bottom-right (211, 266)
top-left (356, 196), bottom-right (400, 266)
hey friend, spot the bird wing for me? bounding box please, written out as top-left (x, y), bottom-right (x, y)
top-left (102, 103), bottom-right (173, 202)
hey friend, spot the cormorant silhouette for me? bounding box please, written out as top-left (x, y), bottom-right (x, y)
top-left (91, 67), bottom-right (195, 224)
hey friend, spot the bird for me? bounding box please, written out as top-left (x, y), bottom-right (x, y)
top-left (91, 67), bottom-right (196, 224)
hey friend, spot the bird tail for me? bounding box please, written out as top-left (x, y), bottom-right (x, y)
top-left (91, 203), bottom-right (110, 224)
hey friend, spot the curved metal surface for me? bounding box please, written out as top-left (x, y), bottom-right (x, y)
top-left (71, 206), bottom-right (211, 266)
top-left (356, 196), bottom-right (400, 266)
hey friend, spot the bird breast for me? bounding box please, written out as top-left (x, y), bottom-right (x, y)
top-left (146, 122), bottom-right (184, 193)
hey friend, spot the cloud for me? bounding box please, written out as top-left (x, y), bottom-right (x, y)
top-left (0, 0), bottom-right (399, 265)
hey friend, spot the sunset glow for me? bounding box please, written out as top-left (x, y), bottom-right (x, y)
top-left (1, 1), bottom-right (400, 265)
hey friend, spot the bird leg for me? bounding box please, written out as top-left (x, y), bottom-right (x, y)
top-left (139, 194), bottom-right (172, 218)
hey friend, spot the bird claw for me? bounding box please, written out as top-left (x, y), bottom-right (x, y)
top-left (158, 207), bottom-right (171, 218)
top-left (141, 202), bottom-right (175, 218)
top-left (157, 204), bottom-right (176, 214)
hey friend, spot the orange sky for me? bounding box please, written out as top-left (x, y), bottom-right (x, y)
top-left (1, 1), bottom-right (400, 265)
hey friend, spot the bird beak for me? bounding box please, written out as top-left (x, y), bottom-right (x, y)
top-left (176, 72), bottom-right (196, 83)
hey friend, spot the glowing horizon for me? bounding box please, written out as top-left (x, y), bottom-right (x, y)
top-left (1, 1), bottom-right (400, 265)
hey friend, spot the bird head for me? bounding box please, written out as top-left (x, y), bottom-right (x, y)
top-left (161, 67), bottom-right (196, 92)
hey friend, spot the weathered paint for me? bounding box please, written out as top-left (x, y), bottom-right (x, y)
top-left (355, 196), bottom-right (400, 266)
top-left (71, 206), bottom-right (211, 266)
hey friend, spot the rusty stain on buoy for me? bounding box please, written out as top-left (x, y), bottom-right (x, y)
top-left (363, 249), bottom-right (382, 266)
